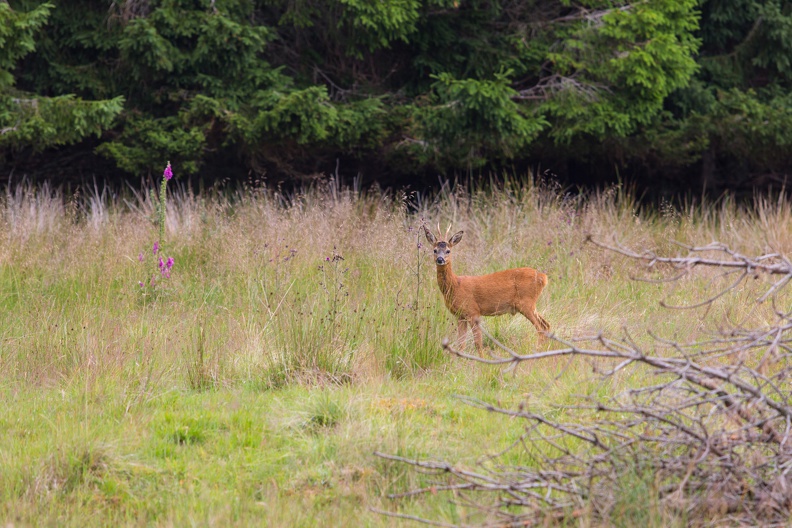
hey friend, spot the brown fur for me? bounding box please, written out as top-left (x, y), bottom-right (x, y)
top-left (423, 225), bottom-right (550, 353)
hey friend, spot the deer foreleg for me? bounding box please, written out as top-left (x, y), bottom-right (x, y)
top-left (456, 319), bottom-right (469, 347)
top-left (471, 317), bottom-right (483, 354)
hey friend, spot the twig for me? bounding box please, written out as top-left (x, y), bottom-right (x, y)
top-left (368, 508), bottom-right (461, 527)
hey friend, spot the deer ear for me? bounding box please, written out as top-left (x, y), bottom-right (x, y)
top-left (449, 231), bottom-right (464, 246)
top-left (422, 225), bottom-right (437, 245)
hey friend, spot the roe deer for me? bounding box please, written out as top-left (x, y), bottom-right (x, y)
top-left (423, 224), bottom-right (550, 353)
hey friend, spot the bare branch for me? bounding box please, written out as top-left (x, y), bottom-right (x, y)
top-left (377, 238), bottom-right (792, 526)
top-left (514, 74), bottom-right (607, 102)
top-left (588, 236), bottom-right (791, 275)
top-left (368, 508), bottom-right (462, 527)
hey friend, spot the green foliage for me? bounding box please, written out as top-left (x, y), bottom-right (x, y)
top-left (749, 2), bottom-right (792, 76)
top-left (699, 0), bottom-right (792, 86)
top-left (115, 1), bottom-right (273, 101)
top-left (240, 87), bottom-right (345, 144)
top-left (0, 94), bottom-right (123, 151)
top-left (0, 2), bottom-right (122, 151)
top-left (708, 89), bottom-right (792, 169)
top-left (4, 0), bottom-right (705, 178)
top-left (223, 86), bottom-right (389, 166)
top-left (405, 0), bottom-right (700, 169)
top-left (107, 1), bottom-right (278, 173)
top-left (11, 0), bottom-right (792, 189)
top-left (626, 0), bottom-right (792, 185)
top-left (95, 114), bottom-right (205, 175)
top-left (277, 0), bottom-right (424, 58)
top-left (337, 0), bottom-right (423, 53)
top-left (416, 70), bottom-right (548, 168)
top-left (544, 0), bottom-right (700, 140)
top-left (0, 2), bottom-right (51, 89)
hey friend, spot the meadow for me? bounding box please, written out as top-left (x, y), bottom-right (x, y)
top-left (1, 178), bottom-right (790, 526)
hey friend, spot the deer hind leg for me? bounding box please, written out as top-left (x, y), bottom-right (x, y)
top-left (519, 304), bottom-right (551, 340)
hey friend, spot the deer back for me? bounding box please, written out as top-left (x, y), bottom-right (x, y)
top-left (456, 267), bottom-right (547, 317)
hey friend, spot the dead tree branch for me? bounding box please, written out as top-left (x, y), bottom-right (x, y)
top-left (377, 238), bottom-right (792, 526)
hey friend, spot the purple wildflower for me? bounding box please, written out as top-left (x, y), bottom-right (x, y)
top-left (166, 257), bottom-right (174, 269)
top-left (153, 241), bottom-right (159, 255)
top-left (138, 252), bottom-right (144, 262)
top-left (158, 257), bottom-right (165, 270)
top-left (139, 281), bottom-right (144, 288)
top-left (163, 162), bottom-right (173, 181)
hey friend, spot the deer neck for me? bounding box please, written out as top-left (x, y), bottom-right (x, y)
top-left (436, 262), bottom-right (458, 298)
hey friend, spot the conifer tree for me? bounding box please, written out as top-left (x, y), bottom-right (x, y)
top-left (0, 2), bottom-right (122, 153)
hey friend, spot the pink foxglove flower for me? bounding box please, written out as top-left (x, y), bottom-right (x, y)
top-left (163, 162), bottom-right (173, 181)
top-left (166, 257), bottom-right (174, 269)
top-left (153, 241), bottom-right (159, 255)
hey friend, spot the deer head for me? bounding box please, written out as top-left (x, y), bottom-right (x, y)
top-left (423, 224), bottom-right (464, 266)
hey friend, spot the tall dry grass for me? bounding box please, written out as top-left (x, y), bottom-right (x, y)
top-left (3, 176), bottom-right (792, 526)
top-left (3, 178), bottom-right (792, 387)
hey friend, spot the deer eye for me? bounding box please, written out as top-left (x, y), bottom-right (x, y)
top-left (445, 250), bottom-right (450, 254)
top-left (433, 249), bottom-right (437, 253)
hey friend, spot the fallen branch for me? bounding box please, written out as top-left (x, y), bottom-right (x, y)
top-left (377, 238), bottom-right (792, 526)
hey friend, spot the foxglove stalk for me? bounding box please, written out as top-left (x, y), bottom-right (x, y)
top-left (158, 161), bottom-right (171, 247)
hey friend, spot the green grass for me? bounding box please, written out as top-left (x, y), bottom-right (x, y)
top-left (1, 180), bottom-right (790, 526)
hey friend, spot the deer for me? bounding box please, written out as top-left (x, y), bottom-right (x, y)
top-left (422, 223), bottom-right (550, 354)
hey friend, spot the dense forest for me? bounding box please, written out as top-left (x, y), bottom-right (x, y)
top-left (2, 0), bottom-right (791, 195)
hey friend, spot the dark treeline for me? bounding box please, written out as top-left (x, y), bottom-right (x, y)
top-left (2, 0), bottom-right (791, 197)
